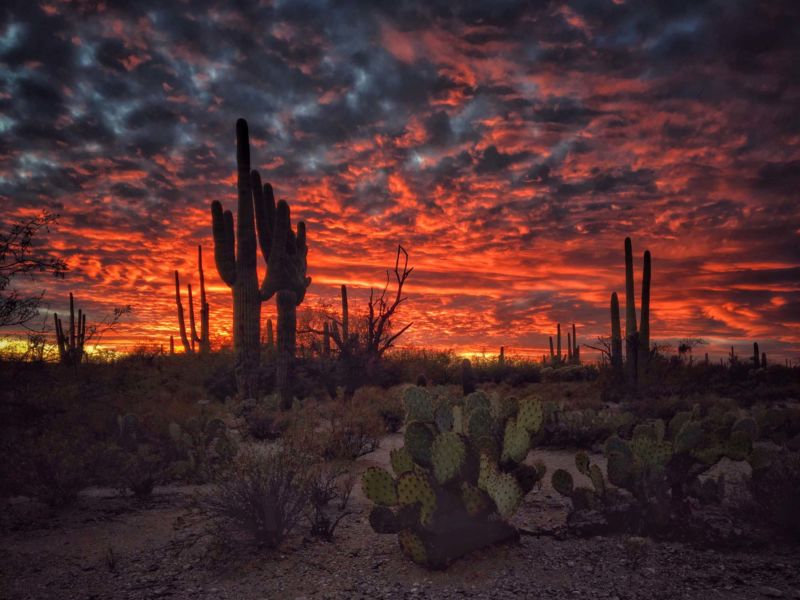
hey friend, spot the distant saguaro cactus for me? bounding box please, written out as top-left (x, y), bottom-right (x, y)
top-left (624, 237), bottom-right (638, 384)
top-left (54, 292), bottom-right (86, 366)
top-left (611, 238), bottom-right (651, 386)
top-left (211, 118), bottom-right (310, 402)
top-left (610, 292), bottom-right (622, 374)
top-left (753, 342), bottom-right (760, 369)
top-left (638, 250), bottom-right (651, 377)
top-left (173, 246), bottom-right (210, 354)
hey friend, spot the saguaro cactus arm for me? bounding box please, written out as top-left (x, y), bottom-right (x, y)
top-left (174, 270), bottom-right (192, 353)
top-left (211, 202), bottom-right (236, 286)
top-left (256, 186), bottom-right (311, 304)
top-left (638, 249), bottom-right (651, 369)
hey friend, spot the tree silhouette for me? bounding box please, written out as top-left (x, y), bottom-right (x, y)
top-left (0, 211), bottom-right (68, 327)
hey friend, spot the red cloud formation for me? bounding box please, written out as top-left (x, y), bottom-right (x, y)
top-left (1, 1), bottom-right (798, 361)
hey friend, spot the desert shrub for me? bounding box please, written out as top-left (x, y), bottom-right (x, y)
top-left (749, 450), bottom-right (800, 539)
top-left (319, 403), bottom-right (382, 460)
top-left (205, 447), bottom-right (313, 548)
top-left (306, 465), bottom-right (355, 541)
top-left (25, 434), bottom-right (90, 507)
top-left (244, 404), bottom-right (291, 441)
top-left (352, 386), bottom-right (404, 433)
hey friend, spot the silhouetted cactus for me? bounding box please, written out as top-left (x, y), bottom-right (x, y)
top-left (610, 292), bottom-right (622, 374)
top-left (624, 237), bottom-right (638, 384)
top-left (638, 250), bottom-right (651, 377)
top-left (174, 246), bottom-right (210, 354)
top-left (557, 323), bottom-right (562, 363)
top-left (265, 318), bottom-right (274, 349)
top-left (211, 119), bottom-right (309, 400)
top-left (54, 292), bottom-right (85, 366)
top-left (761, 352), bottom-right (767, 369)
top-left (753, 342), bottom-right (760, 369)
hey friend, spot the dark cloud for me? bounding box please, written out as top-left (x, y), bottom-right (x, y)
top-left (1, 0), bottom-right (798, 358)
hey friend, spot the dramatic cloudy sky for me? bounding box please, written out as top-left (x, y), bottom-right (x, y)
top-left (1, 0), bottom-right (799, 360)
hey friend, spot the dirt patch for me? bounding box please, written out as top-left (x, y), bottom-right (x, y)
top-left (2, 444), bottom-right (798, 600)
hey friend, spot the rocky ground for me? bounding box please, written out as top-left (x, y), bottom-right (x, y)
top-left (2, 440), bottom-right (799, 600)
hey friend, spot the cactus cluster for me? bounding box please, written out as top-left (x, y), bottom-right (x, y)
top-left (552, 409), bottom-right (758, 535)
top-left (173, 245), bottom-right (210, 354)
top-left (53, 292), bottom-right (86, 366)
top-left (361, 386), bottom-right (546, 568)
top-left (609, 237), bottom-right (650, 384)
top-left (211, 118), bottom-right (310, 402)
top-left (547, 323), bottom-right (581, 366)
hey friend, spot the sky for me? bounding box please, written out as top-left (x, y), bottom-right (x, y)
top-left (1, 0), bottom-right (799, 361)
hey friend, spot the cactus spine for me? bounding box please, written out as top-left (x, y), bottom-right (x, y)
top-left (610, 292), bottom-right (622, 373)
top-left (54, 292), bottom-right (86, 365)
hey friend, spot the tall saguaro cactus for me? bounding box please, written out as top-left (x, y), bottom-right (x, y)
top-left (610, 292), bottom-right (622, 374)
top-left (54, 292), bottom-right (86, 366)
top-left (624, 237), bottom-right (638, 384)
top-left (211, 119), bottom-right (310, 401)
top-left (638, 249), bottom-right (651, 377)
top-left (211, 119), bottom-right (265, 397)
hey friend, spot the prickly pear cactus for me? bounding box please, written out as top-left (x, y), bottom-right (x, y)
top-left (362, 385), bottom-right (546, 568)
top-left (554, 412), bottom-right (756, 537)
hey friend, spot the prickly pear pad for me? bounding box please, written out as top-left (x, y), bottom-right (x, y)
top-left (431, 432), bottom-right (467, 484)
top-left (362, 467), bottom-right (398, 506)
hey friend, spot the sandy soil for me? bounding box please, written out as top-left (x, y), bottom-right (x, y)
top-left (2, 437), bottom-right (798, 600)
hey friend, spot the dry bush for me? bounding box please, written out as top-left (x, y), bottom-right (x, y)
top-left (306, 464), bottom-right (355, 541)
top-left (352, 385), bottom-right (403, 433)
top-left (23, 434), bottom-right (89, 507)
top-left (205, 447), bottom-right (314, 548)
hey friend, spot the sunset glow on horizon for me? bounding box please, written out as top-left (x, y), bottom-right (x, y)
top-left (1, 1), bottom-right (798, 361)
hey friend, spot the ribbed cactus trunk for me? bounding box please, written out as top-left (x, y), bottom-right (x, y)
top-left (624, 237), bottom-right (638, 385)
top-left (198, 245), bottom-right (210, 354)
top-left (549, 336), bottom-right (554, 359)
top-left (174, 271), bottom-right (192, 353)
top-left (610, 292), bottom-right (622, 374)
top-left (638, 249), bottom-right (651, 378)
top-left (211, 120), bottom-right (262, 398)
top-left (556, 323), bottom-right (562, 364)
top-left (572, 323), bottom-right (580, 364)
top-left (276, 290), bottom-right (297, 410)
top-left (266, 318), bottom-right (274, 349)
top-left (322, 321), bottom-right (331, 355)
top-left (567, 333), bottom-right (572, 362)
top-left (341, 284), bottom-right (349, 341)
